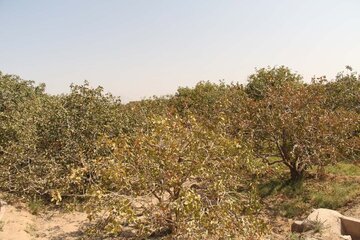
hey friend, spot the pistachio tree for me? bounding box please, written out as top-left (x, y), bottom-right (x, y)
top-left (84, 113), bottom-right (266, 239)
top-left (245, 66), bottom-right (303, 100)
top-left (245, 81), bottom-right (359, 180)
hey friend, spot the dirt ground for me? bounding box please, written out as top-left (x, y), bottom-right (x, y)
top-left (0, 203), bottom-right (87, 240)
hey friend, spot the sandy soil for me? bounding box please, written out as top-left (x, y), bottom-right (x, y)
top-left (0, 203), bottom-right (87, 240)
top-left (342, 196), bottom-right (360, 219)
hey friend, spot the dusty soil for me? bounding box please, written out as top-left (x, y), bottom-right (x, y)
top-left (0, 203), bottom-right (87, 240)
top-left (341, 196), bottom-right (360, 218)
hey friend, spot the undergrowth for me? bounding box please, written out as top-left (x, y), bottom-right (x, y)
top-left (258, 163), bottom-right (360, 218)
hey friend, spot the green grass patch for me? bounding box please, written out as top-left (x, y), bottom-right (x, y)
top-left (28, 198), bottom-right (44, 215)
top-left (258, 178), bottom-right (305, 198)
top-left (325, 162), bottom-right (360, 176)
top-left (278, 198), bottom-right (309, 218)
top-left (258, 178), bottom-right (311, 218)
top-left (259, 163), bottom-right (360, 218)
top-left (309, 182), bottom-right (360, 209)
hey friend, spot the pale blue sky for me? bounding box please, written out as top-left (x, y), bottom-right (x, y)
top-left (1, 0), bottom-right (359, 102)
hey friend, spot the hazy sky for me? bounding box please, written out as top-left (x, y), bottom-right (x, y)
top-left (1, 0), bottom-right (359, 102)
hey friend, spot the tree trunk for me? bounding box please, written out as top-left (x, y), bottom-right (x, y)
top-left (289, 166), bottom-right (304, 182)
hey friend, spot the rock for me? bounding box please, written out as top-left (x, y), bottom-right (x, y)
top-left (341, 216), bottom-right (360, 240)
top-left (291, 208), bottom-right (358, 240)
top-left (306, 208), bottom-right (343, 238)
top-left (291, 220), bottom-right (304, 233)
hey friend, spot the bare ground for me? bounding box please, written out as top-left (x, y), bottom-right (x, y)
top-left (0, 203), bottom-right (87, 240)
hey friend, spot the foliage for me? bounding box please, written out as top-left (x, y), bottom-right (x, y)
top-left (1, 66), bottom-right (359, 238)
top-left (40, 82), bottom-right (123, 197)
top-left (245, 66), bottom-right (303, 100)
top-left (324, 67), bottom-right (360, 112)
top-left (325, 162), bottom-right (360, 176)
top-left (244, 78), bottom-right (359, 180)
top-left (84, 114), bottom-right (266, 239)
top-left (172, 81), bottom-right (231, 134)
top-left (0, 75), bottom-right (123, 199)
top-left (0, 72), bottom-right (48, 195)
top-left (172, 81), bottom-right (228, 120)
top-left (324, 68), bottom-right (360, 160)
